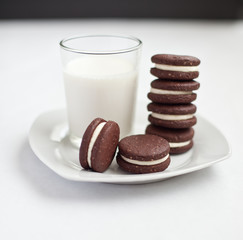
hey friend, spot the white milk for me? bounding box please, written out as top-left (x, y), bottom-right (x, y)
top-left (63, 56), bottom-right (137, 140)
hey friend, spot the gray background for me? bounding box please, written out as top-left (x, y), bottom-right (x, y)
top-left (0, 0), bottom-right (242, 19)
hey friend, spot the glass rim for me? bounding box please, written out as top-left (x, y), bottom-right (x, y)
top-left (59, 34), bottom-right (142, 55)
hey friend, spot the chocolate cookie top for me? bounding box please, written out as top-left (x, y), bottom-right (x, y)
top-left (147, 103), bottom-right (197, 115)
top-left (79, 117), bottom-right (120, 173)
top-left (151, 54), bottom-right (200, 66)
top-left (146, 125), bottom-right (194, 142)
top-left (151, 79), bottom-right (200, 91)
top-left (118, 134), bottom-right (170, 161)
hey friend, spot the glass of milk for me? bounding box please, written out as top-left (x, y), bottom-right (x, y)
top-left (60, 34), bottom-right (142, 147)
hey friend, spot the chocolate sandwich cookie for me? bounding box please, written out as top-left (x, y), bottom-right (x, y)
top-left (146, 125), bottom-right (194, 154)
top-left (147, 103), bottom-right (197, 128)
top-left (79, 118), bottom-right (120, 173)
top-left (148, 79), bottom-right (200, 104)
top-left (116, 134), bottom-right (170, 174)
top-left (150, 54), bottom-right (200, 80)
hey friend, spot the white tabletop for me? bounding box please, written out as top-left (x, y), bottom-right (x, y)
top-left (0, 19), bottom-right (242, 240)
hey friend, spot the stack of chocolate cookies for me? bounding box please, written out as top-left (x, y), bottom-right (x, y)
top-left (146, 54), bottom-right (200, 154)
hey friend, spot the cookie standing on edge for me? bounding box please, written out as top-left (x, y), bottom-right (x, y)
top-left (79, 118), bottom-right (120, 173)
top-left (148, 79), bottom-right (200, 104)
top-left (146, 124), bottom-right (194, 154)
top-left (147, 102), bottom-right (197, 128)
top-left (150, 54), bottom-right (200, 80)
top-left (116, 134), bottom-right (170, 174)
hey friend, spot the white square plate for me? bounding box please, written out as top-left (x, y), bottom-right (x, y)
top-left (28, 109), bottom-right (231, 184)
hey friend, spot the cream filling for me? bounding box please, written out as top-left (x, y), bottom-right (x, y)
top-left (155, 63), bottom-right (199, 72)
top-left (169, 140), bottom-right (191, 148)
top-left (87, 122), bottom-right (106, 168)
top-left (151, 112), bottom-right (194, 121)
top-left (150, 87), bottom-right (192, 95)
top-left (121, 154), bottom-right (169, 166)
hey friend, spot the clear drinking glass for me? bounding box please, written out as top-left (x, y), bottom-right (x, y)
top-left (60, 34), bottom-right (142, 147)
